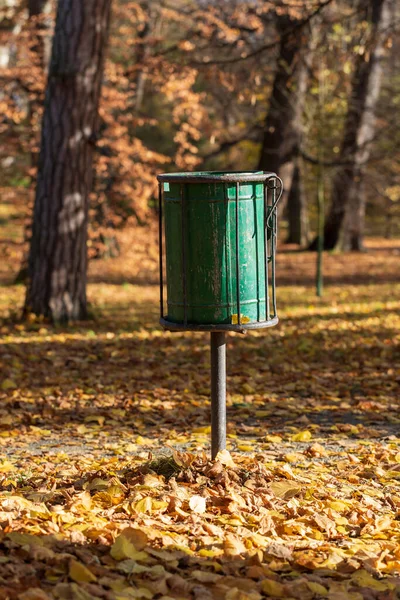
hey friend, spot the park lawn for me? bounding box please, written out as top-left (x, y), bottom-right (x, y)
top-left (0, 244), bottom-right (399, 599)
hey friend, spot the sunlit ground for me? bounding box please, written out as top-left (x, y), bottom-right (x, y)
top-left (0, 237), bottom-right (399, 598)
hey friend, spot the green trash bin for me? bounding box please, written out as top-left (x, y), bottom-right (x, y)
top-left (157, 171), bottom-right (282, 332)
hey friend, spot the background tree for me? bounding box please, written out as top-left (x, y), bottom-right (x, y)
top-left (25, 0), bottom-right (112, 321)
top-left (0, 0), bottom-right (399, 285)
top-left (313, 0), bottom-right (392, 250)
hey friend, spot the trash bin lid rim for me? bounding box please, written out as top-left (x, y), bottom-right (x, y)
top-left (157, 170), bottom-right (277, 183)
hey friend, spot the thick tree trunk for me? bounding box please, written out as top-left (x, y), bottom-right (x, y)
top-left (14, 0), bottom-right (52, 284)
top-left (25, 0), bottom-right (112, 322)
top-left (285, 47), bottom-right (310, 245)
top-left (257, 17), bottom-right (304, 186)
top-left (257, 16), bottom-right (309, 243)
top-left (134, 21), bottom-right (150, 112)
top-left (286, 160), bottom-right (309, 245)
top-left (316, 0), bottom-right (390, 251)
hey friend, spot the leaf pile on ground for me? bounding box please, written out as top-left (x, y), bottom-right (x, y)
top-left (0, 240), bottom-right (399, 599)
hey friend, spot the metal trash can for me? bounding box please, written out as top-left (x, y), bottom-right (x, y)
top-left (157, 171), bottom-right (282, 332)
top-left (157, 171), bottom-right (282, 458)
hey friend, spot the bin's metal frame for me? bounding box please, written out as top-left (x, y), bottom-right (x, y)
top-left (157, 171), bottom-right (283, 333)
top-left (157, 171), bottom-right (282, 459)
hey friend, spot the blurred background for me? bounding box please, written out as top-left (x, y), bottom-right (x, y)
top-left (0, 0), bottom-right (399, 298)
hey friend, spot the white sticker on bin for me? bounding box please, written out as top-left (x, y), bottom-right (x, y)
top-left (164, 182), bottom-right (170, 192)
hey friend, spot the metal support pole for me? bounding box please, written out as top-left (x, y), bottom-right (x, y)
top-left (210, 331), bottom-right (226, 459)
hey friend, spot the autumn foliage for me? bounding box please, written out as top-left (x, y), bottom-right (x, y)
top-left (0, 241), bottom-right (400, 598)
top-left (0, 1), bottom-right (400, 596)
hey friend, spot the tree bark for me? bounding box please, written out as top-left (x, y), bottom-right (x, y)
top-left (25, 0), bottom-right (112, 322)
top-left (258, 16), bottom-right (304, 183)
top-left (315, 0), bottom-right (391, 251)
top-left (13, 0), bottom-right (52, 285)
top-left (286, 159), bottom-right (309, 245)
top-left (134, 21), bottom-right (151, 112)
top-left (285, 46), bottom-right (310, 245)
top-left (257, 15), bottom-right (309, 244)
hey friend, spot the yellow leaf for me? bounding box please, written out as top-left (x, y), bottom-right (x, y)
top-left (69, 559), bottom-right (96, 583)
top-left (351, 569), bottom-right (393, 591)
top-left (78, 491), bottom-right (92, 511)
top-left (242, 383), bottom-right (255, 394)
top-left (223, 533), bottom-right (246, 556)
top-left (265, 435), bottom-right (282, 443)
top-left (121, 527), bottom-right (148, 550)
top-left (30, 426), bottom-right (51, 436)
top-left (198, 548), bottom-right (223, 558)
top-left (215, 449), bottom-right (235, 468)
top-left (307, 581), bottom-right (328, 595)
top-left (135, 435), bottom-right (153, 445)
top-left (192, 425), bottom-right (211, 434)
top-left (237, 445), bottom-right (254, 452)
top-left (77, 424), bottom-right (89, 434)
top-left (269, 481), bottom-right (302, 499)
top-left (0, 460), bottom-right (15, 473)
top-left (6, 532), bottom-right (42, 546)
top-left (151, 499), bottom-right (169, 512)
top-left (291, 430), bottom-right (312, 442)
top-left (284, 453), bottom-right (303, 463)
top-left (189, 495), bottom-right (206, 514)
top-left (261, 579), bottom-right (285, 597)
top-left (110, 536), bottom-right (148, 562)
top-left (0, 415), bottom-right (13, 426)
top-left (328, 500), bottom-right (349, 513)
top-left (88, 478), bottom-right (109, 491)
top-left (231, 314), bottom-right (251, 324)
top-left (1, 378), bottom-right (16, 390)
top-left (29, 504), bottom-right (51, 520)
top-left (191, 570), bottom-right (221, 583)
top-left (134, 497), bottom-right (152, 514)
top-left (142, 473), bottom-right (164, 488)
top-left (110, 528), bottom-right (148, 562)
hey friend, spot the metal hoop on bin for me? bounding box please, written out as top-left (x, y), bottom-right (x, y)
top-left (157, 171), bottom-right (283, 334)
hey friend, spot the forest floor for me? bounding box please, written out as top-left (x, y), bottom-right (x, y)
top-left (0, 196), bottom-right (400, 599)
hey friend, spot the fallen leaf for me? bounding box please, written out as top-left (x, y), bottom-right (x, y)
top-left (261, 579), bottom-right (285, 597)
top-left (189, 495), bottom-right (206, 514)
top-left (69, 559), bottom-right (97, 583)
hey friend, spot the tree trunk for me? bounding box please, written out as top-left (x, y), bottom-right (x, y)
top-left (134, 21), bottom-right (151, 112)
top-left (286, 159), bottom-right (309, 245)
top-left (25, 0), bottom-right (112, 322)
top-left (257, 15), bottom-right (309, 243)
top-left (14, 0), bottom-right (52, 284)
top-left (285, 45), bottom-right (311, 245)
top-left (257, 16), bottom-right (304, 187)
top-left (316, 0), bottom-right (391, 251)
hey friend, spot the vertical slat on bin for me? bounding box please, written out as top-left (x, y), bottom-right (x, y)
top-left (264, 181), bottom-right (270, 322)
top-left (159, 183), bottom-right (164, 320)
top-left (224, 184), bottom-right (230, 322)
top-left (180, 183), bottom-right (188, 326)
top-left (271, 178), bottom-right (277, 318)
top-left (235, 182), bottom-right (241, 325)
